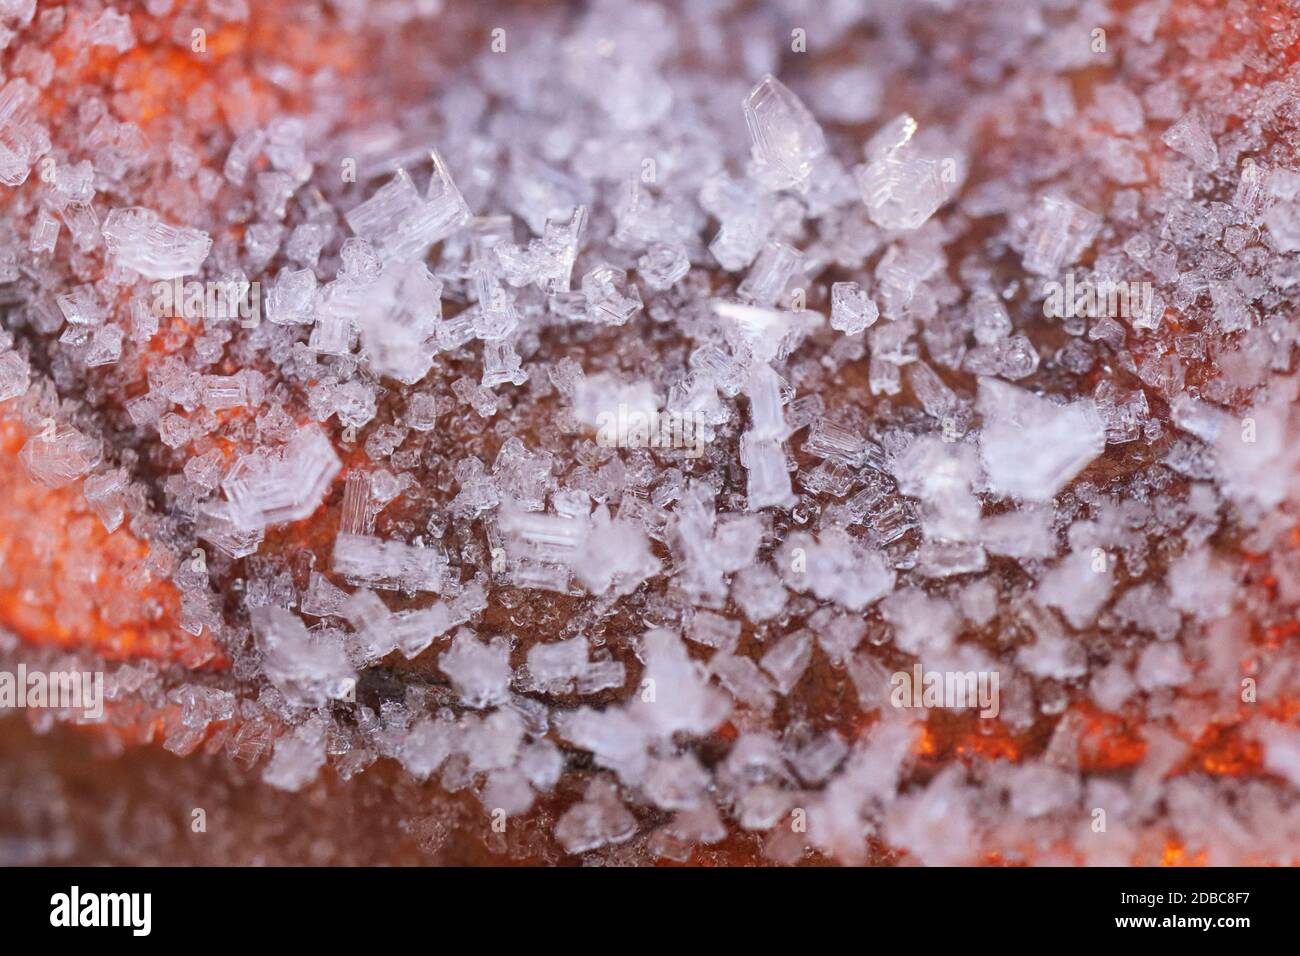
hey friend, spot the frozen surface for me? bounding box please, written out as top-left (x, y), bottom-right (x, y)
top-left (0, 0), bottom-right (1297, 870)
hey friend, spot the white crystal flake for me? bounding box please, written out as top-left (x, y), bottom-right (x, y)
top-left (977, 378), bottom-right (1104, 502)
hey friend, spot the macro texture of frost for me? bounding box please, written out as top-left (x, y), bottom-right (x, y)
top-left (2, 0), bottom-right (1300, 869)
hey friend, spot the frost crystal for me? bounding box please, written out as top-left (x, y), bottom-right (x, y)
top-left (1162, 108), bottom-right (1218, 171)
top-left (1021, 194), bottom-right (1100, 277)
top-left (438, 631), bottom-right (511, 708)
top-left (0, 78), bottom-right (43, 186)
top-left (252, 607), bottom-right (355, 708)
top-left (223, 425), bottom-right (341, 532)
top-left (21, 425), bottom-right (100, 488)
top-left (857, 114), bottom-right (958, 231)
top-left (743, 74), bottom-right (826, 190)
top-left (350, 260), bottom-right (443, 385)
top-left (830, 281), bottom-right (878, 335)
top-left (101, 207), bottom-right (212, 279)
top-left (345, 156), bottom-right (470, 262)
top-left (332, 533), bottom-right (445, 593)
top-left (0, 349), bottom-right (29, 400)
top-left (977, 379), bottom-right (1104, 502)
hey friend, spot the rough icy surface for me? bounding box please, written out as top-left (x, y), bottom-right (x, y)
top-left (3, 0), bottom-right (1300, 869)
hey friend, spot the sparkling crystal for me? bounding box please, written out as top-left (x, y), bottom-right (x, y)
top-left (830, 281), bottom-right (878, 335)
top-left (101, 206), bottom-right (211, 279)
top-left (223, 425), bottom-right (341, 531)
top-left (742, 74), bottom-right (826, 190)
top-left (20, 424), bottom-right (100, 488)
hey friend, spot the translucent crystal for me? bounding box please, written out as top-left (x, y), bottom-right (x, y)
top-left (636, 243), bottom-right (690, 290)
top-left (856, 114), bottom-right (957, 231)
top-left (0, 349), bottom-right (29, 401)
top-left (760, 631), bottom-right (812, 694)
top-left (82, 469), bottom-right (126, 532)
top-left (251, 607), bottom-right (355, 708)
top-left (582, 264), bottom-right (643, 325)
top-left (970, 293), bottom-right (1011, 344)
top-left (555, 779), bottom-right (639, 854)
top-left (200, 374), bottom-right (247, 410)
top-left (332, 532), bottom-right (446, 593)
top-left (60, 200), bottom-right (101, 252)
top-left (526, 635), bottom-right (591, 693)
top-left (740, 433), bottom-right (795, 511)
top-left (744, 364), bottom-right (786, 440)
top-left (713, 300), bottom-right (816, 365)
top-left (1162, 108), bottom-right (1218, 171)
top-left (710, 653), bottom-right (775, 710)
top-left (344, 156), bottom-right (470, 262)
top-left (702, 173), bottom-right (774, 270)
top-left (688, 609), bottom-right (741, 654)
top-left (438, 631), bottom-right (511, 708)
top-left (264, 267), bottom-right (317, 325)
top-left (195, 501), bottom-right (264, 559)
top-left (963, 334), bottom-right (1039, 381)
top-left (347, 260), bottom-right (442, 385)
top-left (29, 208), bottom-right (59, 253)
top-left (737, 240), bottom-right (802, 307)
top-left (481, 338), bottom-right (527, 389)
top-left (1091, 82), bottom-right (1144, 135)
top-left (223, 424), bottom-right (341, 531)
top-left (0, 78), bottom-right (42, 186)
top-left (781, 528), bottom-right (895, 611)
top-left (567, 506), bottom-right (660, 597)
top-left (223, 129), bottom-right (264, 184)
top-left (1093, 380), bottom-right (1148, 444)
top-left (907, 361), bottom-right (959, 421)
top-left (308, 306), bottom-right (354, 357)
top-left (633, 628), bottom-right (731, 739)
top-left (802, 417), bottom-right (871, 467)
top-left (1037, 550), bottom-right (1112, 629)
top-left (742, 74), bottom-right (826, 190)
top-left (1021, 194), bottom-right (1100, 277)
top-left (830, 281), bottom-right (878, 335)
top-left (101, 206), bottom-right (212, 279)
top-left (84, 324), bottom-right (123, 367)
top-left (21, 425), bottom-right (100, 488)
top-left (496, 206), bottom-right (587, 293)
top-left (976, 378), bottom-right (1104, 502)
top-left (56, 284), bottom-right (104, 326)
top-left (263, 719), bottom-right (328, 793)
top-left (338, 469), bottom-right (372, 536)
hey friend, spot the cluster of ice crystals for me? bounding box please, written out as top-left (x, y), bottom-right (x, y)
top-left (10, 0), bottom-right (1300, 869)
top-left (344, 157), bottom-right (470, 263)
